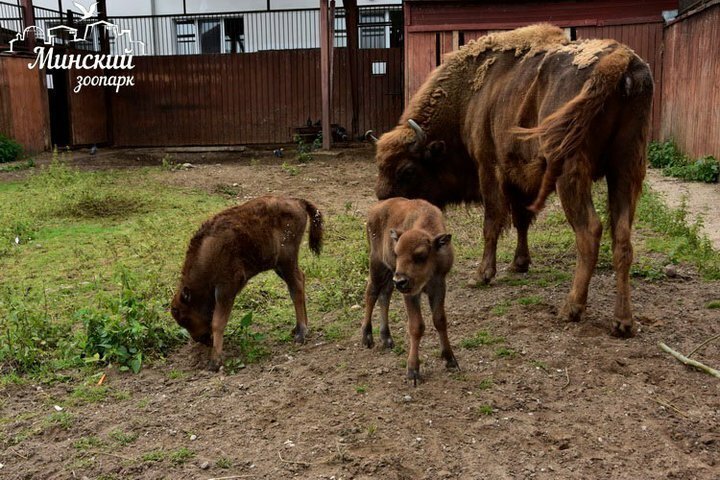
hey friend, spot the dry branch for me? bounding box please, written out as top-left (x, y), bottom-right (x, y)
top-left (687, 334), bottom-right (720, 358)
top-left (658, 342), bottom-right (720, 379)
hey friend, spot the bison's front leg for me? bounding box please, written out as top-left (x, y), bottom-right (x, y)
top-left (510, 197), bottom-right (534, 273)
top-left (471, 178), bottom-right (508, 285)
top-left (403, 294), bottom-right (425, 385)
top-left (557, 174), bottom-right (602, 324)
top-left (208, 295), bottom-right (235, 371)
top-left (426, 278), bottom-right (459, 370)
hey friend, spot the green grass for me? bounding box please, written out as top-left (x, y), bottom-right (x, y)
top-left (460, 330), bottom-right (505, 349)
top-left (706, 300), bottom-right (720, 309)
top-left (169, 447), bottom-right (195, 464)
top-left (109, 429), bottom-right (139, 445)
top-left (477, 404), bottom-right (494, 416)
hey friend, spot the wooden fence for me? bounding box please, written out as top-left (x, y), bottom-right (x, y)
top-left (110, 48), bottom-right (403, 147)
top-left (661, 2), bottom-right (720, 158)
top-left (0, 55), bottom-right (49, 153)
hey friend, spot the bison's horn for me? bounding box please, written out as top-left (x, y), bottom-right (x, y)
top-left (364, 130), bottom-right (379, 144)
top-left (407, 119), bottom-right (427, 145)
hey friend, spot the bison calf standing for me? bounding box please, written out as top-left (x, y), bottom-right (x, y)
top-left (363, 198), bottom-right (458, 383)
top-left (171, 196), bottom-right (323, 371)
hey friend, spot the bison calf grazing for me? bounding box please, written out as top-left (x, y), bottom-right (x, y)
top-left (363, 198), bottom-right (458, 384)
top-left (373, 24), bottom-right (653, 336)
top-left (171, 196), bottom-right (323, 371)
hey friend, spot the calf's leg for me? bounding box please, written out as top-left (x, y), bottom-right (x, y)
top-left (403, 294), bottom-right (425, 385)
top-left (209, 285), bottom-right (241, 371)
top-left (426, 278), bottom-right (458, 369)
top-left (557, 170), bottom-right (602, 323)
top-left (362, 262), bottom-right (393, 348)
top-left (276, 261), bottom-right (309, 344)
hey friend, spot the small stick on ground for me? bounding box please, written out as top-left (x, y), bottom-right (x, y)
top-left (651, 396), bottom-right (687, 417)
top-left (277, 451), bottom-right (311, 467)
top-left (659, 342), bottom-right (720, 378)
top-left (9, 447), bottom-right (28, 459)
top-left (686, 334), bottom-right (720, 358)
top-left (562, 367), bottom-right (570, 389)
top-left (207, 476), bottom-right (257, 480)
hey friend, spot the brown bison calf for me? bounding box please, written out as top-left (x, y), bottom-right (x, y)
top-left (171, 196), bottom-right (323, 371)
top-left (363, 198), bottom-right (458, 384)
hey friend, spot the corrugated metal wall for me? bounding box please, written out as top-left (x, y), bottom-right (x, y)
top-left (111, 48), bottom-right (403, 146)
top-left (661, 3), bottom-right (720, 158)
top-left (0, 56), bottom-right (50, 153)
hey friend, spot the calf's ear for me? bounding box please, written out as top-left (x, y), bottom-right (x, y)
top-left (181, 286), bottom-right (192, 304)
top-left (390, 229), bottom-right (404, 242)
top-left (433, 233), bottom-right (452, 250)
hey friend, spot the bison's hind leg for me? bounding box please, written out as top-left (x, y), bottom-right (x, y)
top-left (275, 260), bottom-right (309, 344)
top-left (509, 192), bottom-right (535, 273)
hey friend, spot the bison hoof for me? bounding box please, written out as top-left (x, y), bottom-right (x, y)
top-left (561, 302), bottom-right (585, 323)
top-left (510, 257), bottom-right (531, 273)
top-left (362, 332), bottom-right (374, 349)
top-left (406, 368), bottom-right (421, 387)
top-left (444, 355), bottom-right (460, 370)
top-left (381, 335), bottom-right (395, 350)
top-left (207, 359), bottom-right (221, 372)
top-left (611, 319), bottom-right (636, 338)
top-left (293, 325), bottom-right (307, 344)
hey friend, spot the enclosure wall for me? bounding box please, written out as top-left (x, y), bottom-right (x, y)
top-left (661, 3), bottom-right (720, 158)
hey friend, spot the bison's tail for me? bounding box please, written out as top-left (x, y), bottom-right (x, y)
top-left (299, 199), bottom-right (324, 255)
top-left (512, 47), bottom-right (641, 213)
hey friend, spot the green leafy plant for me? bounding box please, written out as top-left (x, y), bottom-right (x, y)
top-left (0, 134), bottom-right (23, 163)
top-left (460, 330), bottom-right (504, 349)
top-left (77, 269), bottom-right (184, 373)
top-left (648, 141), bottom-right (719, 183)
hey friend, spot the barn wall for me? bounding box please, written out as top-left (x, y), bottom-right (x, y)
top-left (111, 48), bottom-right (403, 146)
top-left (0, 55), bottom-right (50, 153)
top-left (68, 67), bottom-right (109, 146)
top-left (661, 3), bottom-right (720, 158)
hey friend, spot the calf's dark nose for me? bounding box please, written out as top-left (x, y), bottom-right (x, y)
top-left (393, 275), bottom-right (410, 291)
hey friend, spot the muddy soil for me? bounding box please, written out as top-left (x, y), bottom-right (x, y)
top-left (1, 150), bottom-right (719, 480)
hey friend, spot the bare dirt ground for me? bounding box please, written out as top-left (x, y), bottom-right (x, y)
top-left (1, 149), bottom-right (719, 480)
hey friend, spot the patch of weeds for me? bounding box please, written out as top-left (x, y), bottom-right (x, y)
top-left (224, 312), bottom-right (268, 366)
top-left (137, 398), bottom-right (150, 408)
top-left (62, 190), bottom-right (148, 219)
top-left (281, 161), bottom-right (299, 176)
top-left (71, 385), bottom-right (109, 404)
top-left (648, 140), bottom-right (719, 183)
top-left (214, 183), bottom-right (241, 197)
top-left (461, 330), bottom-right (504, 349)
top-left (142, 450), bottom-right (166, 462)
top-left (706, 300), bottom-right (720, 309)
top-left (630, 257), bottom-right (665, 280)
top-left (294, 134), bottom-right (320, 163)
top-left (517, 295), bottom-right (542, 306)
top-left (495, 347), bottom-right (517, 359)
top-left (477, 378), bottom-right (494, 390)
top-left (477, 404), bottom-right (494, 416)
top-left (109, 429), bottom-right (138, 445)
top-left (170, 447), bottom-right (195, 464)
top-left (355, 384), bottom-right (368, 394)
top-left (490, 301), bottom-right (511, 316)
top-left (0, 133), bottom-right (23, 163)
top-left (637, 188), bottom-right (720, 279)
top-left (0, 158), bottom-right (34, 172)
top-left (44, 411), bottom-right (73, 430)
top-left (167, 369), bottom-right (187, 380)
top-left (366, 424), bottom-right (377, 437)
top-left (73, 436), bottom-right (104, 450)
top-left (160, 154), bottom-right (175, 170)
top-left (77, 268), bottom-right (185, 373)
top-left (392, 343), bottom-right (406, 356)
top-left (216, 457), bottom-right (233, 469)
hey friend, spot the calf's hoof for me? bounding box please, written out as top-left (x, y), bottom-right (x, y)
top-left (611, 318), bottom-right (636, 338)
top-left (381, 335), bottom-right (395, 350)
top-left (509, 257), bottom-right (531, 273)
top-left (362, 331), bottom-right (374, 349)
top-left (561, 301), bottom-right (585, 323)
top-left (293, 325), bottom-right (307, 344)
top-left (206, 359), bottom-right (222, 372)
top-left (406, 368), bottom-right (421, 387)
top-left (444, 354), bottom-right (460, 370)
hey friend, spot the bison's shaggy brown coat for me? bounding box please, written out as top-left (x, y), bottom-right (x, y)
top-left (374, 24), bottom-right (653, 336)
top-left (363, 198), bottom-right (457, 383)
top-left (171, 196), bottom-right (323, 370)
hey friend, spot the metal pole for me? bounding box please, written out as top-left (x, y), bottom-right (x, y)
top-left (320, 0), bottom-right (331, 149)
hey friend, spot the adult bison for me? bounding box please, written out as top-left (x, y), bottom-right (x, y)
top-left (373, 24), bottom-right (653, 336)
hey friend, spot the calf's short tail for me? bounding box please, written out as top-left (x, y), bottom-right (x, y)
top-left (512, 46), bottom-right (646, 213)
top-left (299, 199), bottom-right (324, 255)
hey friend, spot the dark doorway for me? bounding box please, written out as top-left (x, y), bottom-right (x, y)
top-left (47, 68), bottom-right (70, 148)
